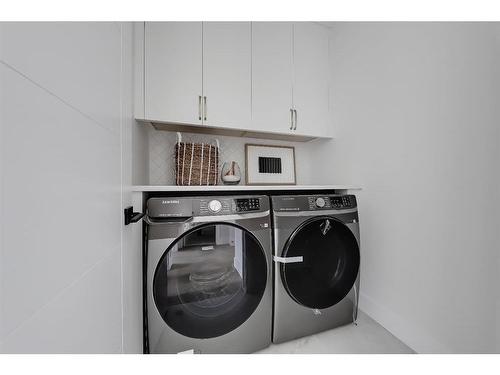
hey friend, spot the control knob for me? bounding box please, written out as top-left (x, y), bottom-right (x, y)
top-left (208, 200), bottom-right (222, 213)
top-left (315, 197), bottom-right (326, 208)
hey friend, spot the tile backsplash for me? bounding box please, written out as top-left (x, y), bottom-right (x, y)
top-left (147, 125), bottom-right (312, 186)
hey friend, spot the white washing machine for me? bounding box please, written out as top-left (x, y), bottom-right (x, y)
top-left (271, 194), bottom-right (361, 344)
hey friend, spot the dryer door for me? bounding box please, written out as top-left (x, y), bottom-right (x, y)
top-left (153, 222), bottom-right (267, 339)
top-left (280, 216), bottom-right (360, 309)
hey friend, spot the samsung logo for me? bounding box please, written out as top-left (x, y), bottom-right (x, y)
top-left (162, 200), bottom-right (180, 204)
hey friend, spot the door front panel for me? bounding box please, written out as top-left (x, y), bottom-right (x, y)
top-left (145, 22), bottom-right (203, 124)
top-left (281, 216), bottom-right (360, 309)
top-left (252, 22), bottom-right (293, 134)
top-left (202, 22), bottom-right (251, 129)
top-left (153, 222), bottom-right (267, 339)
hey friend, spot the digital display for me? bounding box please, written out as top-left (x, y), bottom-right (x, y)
top-left (330, 196), bottom-right (351, 208)
top-left (236, 198), bottom-right (260, 212)
top-left (331, 197), bottom-right (343, 206)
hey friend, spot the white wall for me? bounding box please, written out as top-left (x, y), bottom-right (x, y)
top-left (494, 20), bottom-right (500, 355)
top-left (0, 22), bottom-right (131, 353)
top-left (310, 22), bottom-right (500, 353)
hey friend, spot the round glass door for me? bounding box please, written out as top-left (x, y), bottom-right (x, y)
top-left (281, 216), bottom-right (360, 309)
top-left (153, 223), bottom-right (267, 339)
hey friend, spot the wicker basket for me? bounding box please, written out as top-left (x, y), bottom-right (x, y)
top-left (175, 138), bottom-right (219, 186)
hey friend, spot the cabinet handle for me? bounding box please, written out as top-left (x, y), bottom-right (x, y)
top-left (290, 109), bottom-right (294, 130)
top-left (198, 95), bottom-right (202, 120)
top-left (203, 96), bottom-right (207, 121)
top-left (293, 109), bottom-right (298, 130)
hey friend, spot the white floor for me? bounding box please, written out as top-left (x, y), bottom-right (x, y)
top-left (257, 310), bottom-right (414, 354)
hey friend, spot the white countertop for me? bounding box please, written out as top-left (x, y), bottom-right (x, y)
top-left (132, 185), bottom-right (361, 192)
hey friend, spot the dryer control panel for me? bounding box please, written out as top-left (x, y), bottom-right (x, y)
top-left (307, 195), bottom-right (355, 210)
top-left (272, 195), bottom-right (357, 212)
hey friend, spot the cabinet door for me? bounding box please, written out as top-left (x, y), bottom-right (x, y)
top-left (144, 22), bottom-right (203, 124)
top-left (252, 22), bottom-right (294, 134)
top-left (293, 23), bottom-right (331, 137)
top-left (202, 22), bottom-right (251, 129)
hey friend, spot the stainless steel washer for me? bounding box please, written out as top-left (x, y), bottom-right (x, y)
top-left (145, 195), bottom-right (272, 353)
top-left (271, 194), bottom-right (361, 344)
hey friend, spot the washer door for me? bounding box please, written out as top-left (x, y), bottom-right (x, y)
top-left (153, 223), bottom-right (267, 339)
top-left (281, 216), bottom-right (360, 309)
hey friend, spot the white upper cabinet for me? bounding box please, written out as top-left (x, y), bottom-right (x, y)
top-left (202, 22), bottom-right (252, 130)
top-left (138, 22), bottom-right (332, 140)
top-left (144, 22), bottom-right (203, 124)
top-left (251, 22), bottom-right (294, 134)
top-left (292, 23), bottom-right (331, 137)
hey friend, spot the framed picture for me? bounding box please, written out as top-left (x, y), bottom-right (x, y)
top-left (245, 144), bottom-right (296, 185)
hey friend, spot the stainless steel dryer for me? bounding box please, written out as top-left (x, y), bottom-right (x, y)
top-left (271, 194), bottom-right (360, 344)
top-left (145, 195), bottom-right (272, 353)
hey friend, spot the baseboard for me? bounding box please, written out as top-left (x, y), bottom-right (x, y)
top-left (359, 292), bottom-right (451, 353)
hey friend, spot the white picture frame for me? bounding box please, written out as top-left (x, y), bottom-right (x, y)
top-left (245, 144), bottom-right (296, 185)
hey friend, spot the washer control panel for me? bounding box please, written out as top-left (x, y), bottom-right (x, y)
top-left (197, 196), bottom-right (267, 216)
top-left (148, 196), bottom-right (269, 218)
top-left (147, 196), bottom-right (271, 235)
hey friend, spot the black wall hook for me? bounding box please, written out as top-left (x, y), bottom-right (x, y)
top-left (124, 206), bottom-right (145, 225)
